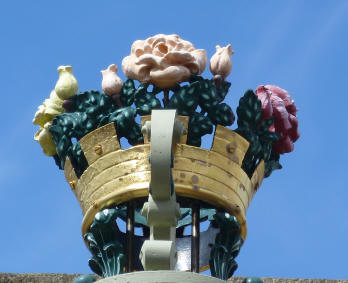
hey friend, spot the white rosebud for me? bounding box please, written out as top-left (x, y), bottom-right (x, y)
top-left (209, 44), bottom-right (234, 78)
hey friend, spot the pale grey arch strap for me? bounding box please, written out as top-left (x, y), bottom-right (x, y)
top-left (140, 110), bottom-right (186, 270)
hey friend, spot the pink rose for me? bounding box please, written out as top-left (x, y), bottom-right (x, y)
top-left (122, 34), bottom-right (207, 88)
top-left (255, 85), bottom-right (300, 154)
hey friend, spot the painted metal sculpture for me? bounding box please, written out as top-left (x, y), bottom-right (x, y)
top-left (33, 34), bottom-right (300, 282)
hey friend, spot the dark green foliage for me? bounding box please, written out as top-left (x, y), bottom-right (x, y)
top-left (181, 76), bottom-right (234, 145)
top-left (210, 212), bottom-right (243, 280)
top-left (208, 103), bottom-right (235, 126)
top-left (84, 208), bottom-right (125, 277)
top-left (53, 154), bottom-right (62, 169)
top-left (235, 90), bottom-right (280, 178)
top-left (190, 76), bottom-right (231, 112)
top-left (166, 76), bottom-right (234, 146)
top-left (187, 112), bottom-right (213, 147)
top-left (236, 90), bottom-right (262, 128)
top-left (215, 80), bottom-right (231, 102)
top-left (69, 142), bottom-right (88, 178)
top-left (265, 152), bottom-right (282, 178)
top-left (49, 77), bottom-right (237, 175)
top-left (134, 83), bottom-right (161, 115)
top-left (50, 91), bottom-right (117, 171)
top-left (167, 82), bottom-right (199, 116)
top-left (196, 79), bottom-right (220, 113)
top-left (108, 106), bottom-right (143, 145)
top-left (121, 79), bottom-right (136, 107)
top-left (50, 90), bottom-right (143, 175)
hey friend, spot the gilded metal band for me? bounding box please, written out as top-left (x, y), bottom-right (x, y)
top-left (63, 121), bottom-right (265, 245)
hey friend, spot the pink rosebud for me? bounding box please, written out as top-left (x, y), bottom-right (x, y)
top-left (255, 85), bottom-right (300, 154)
top-left (101, 64), bottom-right (123, 96)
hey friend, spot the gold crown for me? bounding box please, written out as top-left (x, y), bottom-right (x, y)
top-left (63, 115), bottom-right (264, 242)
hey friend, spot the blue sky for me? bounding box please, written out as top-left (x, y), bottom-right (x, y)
top-left (1, 0), bottom-right (348, 280)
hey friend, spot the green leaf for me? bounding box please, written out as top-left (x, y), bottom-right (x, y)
top-left (196, 79), bottom-right (219, 113)
top-left (167, 82), bottom-right (199, 116)
top-left (134, 84), bottom-right (161, 115)
top-left (187, 112), bottom-right (213, 147)
top-left (121, 79), bottom-right (136, 106)
top-left (236, 90), bottom-right (282, 178)
top-left (208, 103), bottom-right (235, 126)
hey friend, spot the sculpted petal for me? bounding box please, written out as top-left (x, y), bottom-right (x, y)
top-left (272, 95), bottom-right (292, 132)
top-left (136, 54), bottom-right (165, 67)
top-left (191, 49), bottom-right (207, 74)
top-left (273, 136), bottom-right (293, 154)
top-left (288, 114), bottom-right (300, 142)
top-left (33, 90), bottom-right (63, 126)
top-left (122, 55), bottom-right (137, 79)
top-left (184, 62), bottom-right (199, 75)
top-left (123, 55), bottom-right (152, 82)
top-left (136, 65), bottom-right (152, 82)
top-left (164, 51), bottom-right (195, 65)
top-left (153, 43), bottom-right (169, 57)
top-left (131, 40), bottom-right (146, 57)
top-left (34, 122), bottom-right (57, 156)
top-left (151, 35), bottom-right (166, 49)
top-left (33, 107), bottom-right (53, 127)
top-left (149, 66), bottom-right (190, 88)
top-left (143, 42), bottom-right (152, 54)
top-left (180, 39), bottom-right (195, 51)
top-left (265, 85), bottom-right (292, 104)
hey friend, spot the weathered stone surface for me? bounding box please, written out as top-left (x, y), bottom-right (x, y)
top-left (0, 273), bottom-right (93, 283)
top-left (0, 273), bottom-right (347, 283)
top-left (227, 277), bottom-right (348, 283)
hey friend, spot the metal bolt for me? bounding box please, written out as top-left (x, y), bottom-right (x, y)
top-left (94, 144), bottom-right (103, 155)
top-left (69, 181), bottom-right (76, 190)
top-left (226, 142), bottom-right (237, 153)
